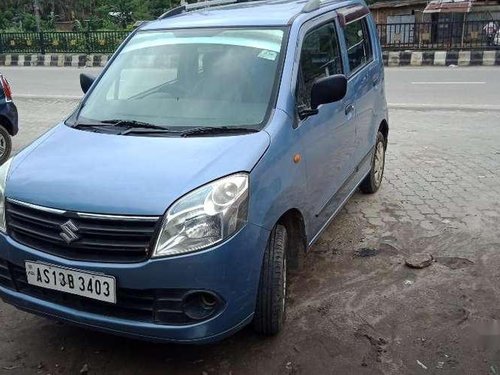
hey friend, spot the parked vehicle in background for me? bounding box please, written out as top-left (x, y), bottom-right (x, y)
top-left (0, 74), bottom-right (17, 164)
top-left (0, 0), bottom-right (388, 343)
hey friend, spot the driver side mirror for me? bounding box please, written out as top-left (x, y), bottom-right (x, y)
top-left (311, 74), bottom-right (347, 110)
top-left (299, 74), bottom-right (348, 120)
top-left (80, 73), bottom-right (95, 94)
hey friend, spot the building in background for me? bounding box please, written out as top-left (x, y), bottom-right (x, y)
top-left (371, 0), bottom-right (500, 49)
top-left (370, 0), bottom-right (428, 44)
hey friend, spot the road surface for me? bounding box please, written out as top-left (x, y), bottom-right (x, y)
top-left (1, 65), bottom-right (499, 109)
top-left (0, 67), bottom-right (499, 375)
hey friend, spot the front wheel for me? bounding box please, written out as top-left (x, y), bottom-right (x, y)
top-left (360, 131), bottom-right (386, 194)
top-left (253, 224), bottom-right (287, 336)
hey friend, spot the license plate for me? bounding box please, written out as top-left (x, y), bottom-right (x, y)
top-left (25, 261), bottom-right (116, 304)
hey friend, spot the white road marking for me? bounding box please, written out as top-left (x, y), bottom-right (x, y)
top-left (411, 81), bottom-right (486, 85)
top-left (14, 94), bottom-right (82, 100)
top-left (388, 103), bottom-right (500, 112)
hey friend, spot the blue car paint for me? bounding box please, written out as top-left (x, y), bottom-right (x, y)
top-left (7, 124), bottom-right (270, 215)
top-left (0, 221), bottom-right (269, 343)
top-left (0, 0), bottom-right (388, 343)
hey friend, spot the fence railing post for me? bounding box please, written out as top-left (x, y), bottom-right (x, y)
top-left (0, 34), bottom-right (3, 54)
top-left (85, 30), bottom-right (91, 55)
top-left (39, 31), bottom-right (45, 54)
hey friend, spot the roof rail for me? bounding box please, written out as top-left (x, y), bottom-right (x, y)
top-left (302, 0), bottom-right (320, 13)
top-left (159, 6), bottom-right (186, 19)
top-left (301, 0), bottom-right (369, 21)
top-left (158, 0), bottom-right (243, 19)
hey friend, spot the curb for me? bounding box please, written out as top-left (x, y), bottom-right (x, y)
top-left (0, 54), bottom-right (111, 67)
top-left (2, 50), bottom-right (500, 67)
top-left (383, 50), bottom-right (500, 66)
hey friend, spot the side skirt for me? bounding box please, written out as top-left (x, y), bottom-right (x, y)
top-left (308, 147), bottom-right (374, 248)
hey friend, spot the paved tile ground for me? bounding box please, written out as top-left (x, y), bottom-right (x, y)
top-left (0, 99), bottom-right (499, 374)
top-left (350, 109), bottom-right (499, 240)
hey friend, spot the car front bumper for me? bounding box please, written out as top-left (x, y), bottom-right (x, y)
top-left (0, 222), bottom-right (270, 343)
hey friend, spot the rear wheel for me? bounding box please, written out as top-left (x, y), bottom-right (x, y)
top-left (360, 131), bottom-right (386, 194)
top-left (0, 126), bottom-right (12, 165)
top-left (253, 224), bottom-right (287, 336)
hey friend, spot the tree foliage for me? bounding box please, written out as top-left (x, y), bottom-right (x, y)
top-left (0, 0), bottom-right (178, 31)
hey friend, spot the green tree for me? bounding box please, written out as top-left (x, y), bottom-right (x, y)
top-left (0, 0), bottom-right (182, 31)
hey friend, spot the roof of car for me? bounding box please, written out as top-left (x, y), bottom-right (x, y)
top-left (142, 0), bottom-right (353, 30)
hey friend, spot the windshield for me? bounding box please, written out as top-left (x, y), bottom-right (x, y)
top-left (76, 28), bottom-right (286, 130)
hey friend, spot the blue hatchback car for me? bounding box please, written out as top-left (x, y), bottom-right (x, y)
top-left (0, 0), bottom-right (388, 343)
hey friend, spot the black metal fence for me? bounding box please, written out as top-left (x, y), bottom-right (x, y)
top-left (0, 31), bottom-right (129, 54)
top-left (0, 21), bottom-right (499, 54)
top-left (377, 20), bottom-right (500, 50)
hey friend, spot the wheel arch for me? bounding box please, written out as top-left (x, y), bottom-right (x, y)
top-left (378, 119), bottom-right (389, 148)
top-left (276, 208), bottom-right (307, 270)
top-left (0, 115), bottom-right (14, 136)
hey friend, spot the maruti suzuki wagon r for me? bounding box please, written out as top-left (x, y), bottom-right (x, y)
top-left (0, 0), bottom-right (388, 343)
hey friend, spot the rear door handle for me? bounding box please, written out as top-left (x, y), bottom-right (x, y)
top-left (345, 104), bottom-right (355, 116)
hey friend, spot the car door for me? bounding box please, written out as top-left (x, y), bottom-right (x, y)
top-left (295, 19), bottom-right (356, 235)
top-left (341, 15), bottom-right (379, 165)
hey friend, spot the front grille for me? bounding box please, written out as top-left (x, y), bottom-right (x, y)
top-left (6, 200), bottom-right (160, 263)
top-left (1, 260), bottom-right (204, 325)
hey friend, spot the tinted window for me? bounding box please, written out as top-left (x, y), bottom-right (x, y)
top-left (344, 18), bottom-right (372, 73)
top-left (297, 23), bottom-right (342, 109)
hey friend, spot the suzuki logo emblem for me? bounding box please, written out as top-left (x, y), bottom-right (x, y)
top-left (59, 220), bottom-right (80, 244)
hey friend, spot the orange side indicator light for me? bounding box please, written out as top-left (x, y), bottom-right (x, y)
top-left (293, 154), bottom-right (301, 164)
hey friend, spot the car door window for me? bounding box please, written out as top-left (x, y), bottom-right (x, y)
top-left (343, 17), bottom-right (373, 74)
top-left (297, 22), bottom-right (343, 110)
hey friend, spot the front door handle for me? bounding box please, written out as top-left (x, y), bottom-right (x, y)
top-left (345, 104), bottom-right (355, 116)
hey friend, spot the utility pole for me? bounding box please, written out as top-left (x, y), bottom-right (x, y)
top-left (34, 0), bottom-right (41, 32)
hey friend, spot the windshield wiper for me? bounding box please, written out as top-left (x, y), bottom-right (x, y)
top-left (73, 119), bottom-right (165, 129)
top-left (180, 126), bottom-right (259, 137)
top-left (73, 119), bottom-right (178, 135)
top-left (100, 119), bottom-right (168, 130)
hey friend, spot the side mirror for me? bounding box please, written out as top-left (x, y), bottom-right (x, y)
top-left (311, 74), bottom-right (347, 110)
top-left (80, 73), bottom-right (95, 94)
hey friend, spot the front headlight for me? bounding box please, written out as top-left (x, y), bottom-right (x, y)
top-left (153, 173), bottom-right (249, 257)
top-left (0, 158), bottom-right (12, 233)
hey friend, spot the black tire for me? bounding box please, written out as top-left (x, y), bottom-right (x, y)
top-left (360, 131), bottom-right (386, 194)
top-left (253, 224), bottom-right (287, 336)
top-left (0, 126), bottom-right (12, 165)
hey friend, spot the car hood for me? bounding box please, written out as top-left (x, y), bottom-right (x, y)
top-left (6, 124), bottom-right (270, 215)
